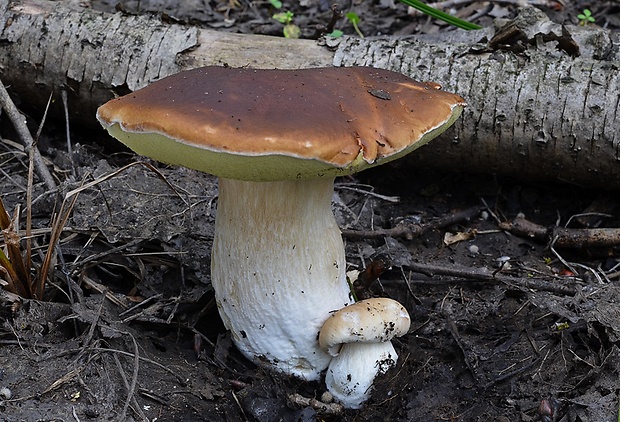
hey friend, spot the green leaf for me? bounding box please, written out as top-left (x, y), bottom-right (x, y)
top-left (273, 11), bottom-right (294, 24)
top-left (577, 9), bottom-right (595, 25)
top-left (345, 11), bottom-right (364, 38)
top-left (397, 0), bottom-right (481, 30)
top-left (269, 0), bottom-right (282, 9)
top-left (327, 29), bottom-right (344, 38)
top-left (345, 12), bottom-right (360, 25)
top-left (283, 24), bottom-right (301, 38)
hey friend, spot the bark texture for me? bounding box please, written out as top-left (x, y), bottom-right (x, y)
top-left (333, 13), bottom-right (620, 189)
top-left (1, 1), bottom-right (619, 188)
top-left (0, 0), bottom-right (331, 125)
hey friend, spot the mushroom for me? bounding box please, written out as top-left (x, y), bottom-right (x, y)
top-left (319, 298), bottom-right (411, 409)
top-left (96, 66), bottom-right (465, 383)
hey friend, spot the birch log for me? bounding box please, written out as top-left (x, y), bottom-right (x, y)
top-left (1, 0), bottom-right (619, 188)
top-left (334, 15), bottom-right (620, 189)
top-left (0, 0), bottom-right (331, 126)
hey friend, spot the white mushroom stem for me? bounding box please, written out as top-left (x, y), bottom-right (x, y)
top-left (325, 341), bottom-right (399, 409)
top-left (211, 177), bottom-right (353, 380)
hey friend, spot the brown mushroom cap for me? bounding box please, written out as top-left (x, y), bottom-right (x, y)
top-left (97, 66), bottom-right (465, 181)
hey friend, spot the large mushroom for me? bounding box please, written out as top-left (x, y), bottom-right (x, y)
top-left (96, 66), bottom-right (465, 394)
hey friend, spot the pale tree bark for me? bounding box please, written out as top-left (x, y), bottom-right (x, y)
top-left (1, 0), bottom-right (619, 189)
top-left (0, 0), bottom-right (331, 125)
top-left (333, 12), bottom-right (620, 190)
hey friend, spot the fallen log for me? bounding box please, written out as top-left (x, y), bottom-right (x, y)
top-left (0, 0), bottom-right (332, 125)
top-left (1, 0), bottom-right (619, 189)
top-left (335, 12), bottom-right (620, 190)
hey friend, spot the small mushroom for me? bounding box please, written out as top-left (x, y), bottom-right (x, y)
top-left (96, 66), bottom-right (464, 385)
top-left (319, 298), bottom-right (411, 409)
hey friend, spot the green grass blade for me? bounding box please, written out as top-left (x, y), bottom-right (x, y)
top-left (398, 0), bottom-right (481, 30)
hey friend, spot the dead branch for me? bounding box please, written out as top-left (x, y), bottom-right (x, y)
top-left (0, 78), bottom-right (56, 191)
top-left (499, 217), bottom-right (620, 249)
top-left (288, 393), bottom-right (344, 416)
top-left (342, 205), bottom-right (483, 240)
top-left (404, 261), bottom-right (578, 295)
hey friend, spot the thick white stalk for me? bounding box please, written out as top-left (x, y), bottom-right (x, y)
top-left (211, 177), bottom-right (353, 380)
top-left (325, 341), bottom-right (398, 409)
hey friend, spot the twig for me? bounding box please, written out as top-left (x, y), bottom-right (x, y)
top-left (72, 405), bottom-right (81, 422)
top-left (63, 161), bottom-right (187, 206)
top-left (311, 4), bottom-right (343, 38)
top-left (80, 293), bottom-right (107, 351)
top-left (118, 293), bottom-right (163, 318)
top-left (79, 273), bottom-right (129, 309)
top-left (41, 354), bottom-right (98, 395)
top-left (342, 205), bottom-right (482, 240)
top-left (404, 261), bottom-right (577, 296)
top-left (0, 78), bottom-right (56, 191)
top-left (549, 237), bottom-right (604, 284)
top-left (36, 184), bottom-right (81, 298)
top-left (230, 390), bottom-right (249, 422)
top-left (61, 89), bottom-right (77, 178)
top-left (25, 93), bottom-right (53, 292)
top-left (499, 216), bottom-right (620, 248)
top-left (288, 393), bottom-right (344, 416)
top-left (95, 347), bottom-right (186, 385)
top-left (115, 333), bottom-right (145, 422)
top-left (73, 238), bottom-right (145, 270)
top-left (444, 313), bottom-right (479, 381)
top-left (482, 355), bottom-right (542, 389)
top-left (335, 183), bottom-right (400, 202)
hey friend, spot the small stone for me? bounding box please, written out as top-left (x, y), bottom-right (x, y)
top-left (0, 387), bottom-right (11, 400)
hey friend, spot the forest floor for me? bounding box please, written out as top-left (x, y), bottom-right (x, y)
top-left (1, 0), bottom-right (620, 421)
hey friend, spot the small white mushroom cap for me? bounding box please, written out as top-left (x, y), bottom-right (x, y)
top-left (319, 298), bottom-right (411, 356)
top-left (319, 298), bottom-right (411, 408)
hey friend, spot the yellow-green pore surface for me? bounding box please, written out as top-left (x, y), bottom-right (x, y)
top-left (97, 66), bottom-right (466, 181)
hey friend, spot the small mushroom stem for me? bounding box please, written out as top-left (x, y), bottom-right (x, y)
top-left (211, 177), bottom-right (354, 380)
top-left (325, 341), bottom-right (399, 409)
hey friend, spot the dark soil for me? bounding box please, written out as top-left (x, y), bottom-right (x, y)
top-left (2, 1), bottom-right (620, 421)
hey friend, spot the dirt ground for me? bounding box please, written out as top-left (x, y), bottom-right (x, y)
top-left (2, 1), bottom-right (620, 421)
